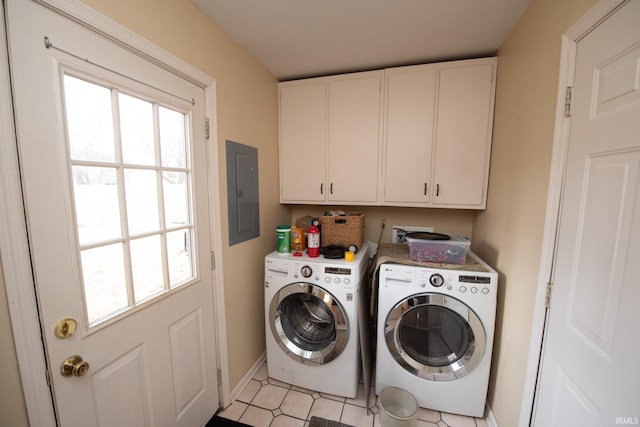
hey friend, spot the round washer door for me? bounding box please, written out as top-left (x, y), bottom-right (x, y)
top-left (270, 282), bottom-right (348, 365)
top-left (384, 293), bottom-right (486, 381)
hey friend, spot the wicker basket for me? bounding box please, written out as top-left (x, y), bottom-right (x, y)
top-left (320, 212), bottom-right (365, 249)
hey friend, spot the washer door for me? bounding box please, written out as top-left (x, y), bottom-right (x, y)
top-left (384, 293), bottom-right (485, 381)
top-left (270, 282), bottom-right (348, 365)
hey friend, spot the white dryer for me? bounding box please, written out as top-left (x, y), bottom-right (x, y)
top-left (375, 251), bottom-right (497, 417)
top-left (264, 245), bottom-right (369, 398)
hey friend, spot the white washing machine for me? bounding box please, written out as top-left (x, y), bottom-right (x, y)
top-left (375, 251), bottom-right (498, 417)
top-left (264, 244), bottom-right (370, 398)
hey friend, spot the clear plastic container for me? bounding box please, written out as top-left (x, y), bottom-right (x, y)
top-left (406, 234), bottom-right (470, 264)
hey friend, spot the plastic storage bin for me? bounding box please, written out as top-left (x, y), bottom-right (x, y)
top-left (406, 234), bottom-right (470, 264)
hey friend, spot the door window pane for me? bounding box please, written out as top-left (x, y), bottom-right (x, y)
top-left (163, 171), bottom-right (189, 227)
top-left (81, 244), bottom-right (128, 323)
top-left (64, 75), bottom-right (115, 162)
top-left (167, 229), bottom-right (193, 287)
top-left (73, 166), bottom-right (121, 245)
top-left (130, 235), bottom-right (164, 302)
top-left (120, 93), bottom-right (156, 166)
top-left (159, 106), bottom-right (187, 168)
top-left (124, 168), bottom-right (159, 235)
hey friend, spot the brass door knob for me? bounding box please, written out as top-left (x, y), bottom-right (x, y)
top-left (61, 355), bottom-right (90, 377)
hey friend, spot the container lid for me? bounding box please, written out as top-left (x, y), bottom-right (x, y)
top-left (405, 231), bottom-right (450, 240)
top-left (276, 225), bottom-right (291, 231)
top-left (406, 233), bottom-right (470, 244)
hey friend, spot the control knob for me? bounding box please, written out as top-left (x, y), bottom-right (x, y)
top-left (300, 266), bottom-right (313, 278)
top-left (429, 274), bottom-right (444, 287)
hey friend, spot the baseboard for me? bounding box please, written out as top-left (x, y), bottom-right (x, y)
top-left (228, 353), bottom-right (267, 406)
top-left (485, 403), bottom-right (499, 427)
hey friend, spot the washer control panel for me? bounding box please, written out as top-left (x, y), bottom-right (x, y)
top-left (382, 263), bottom-right (496, 297)
top-left (284, 263), bottom-right (358, 288)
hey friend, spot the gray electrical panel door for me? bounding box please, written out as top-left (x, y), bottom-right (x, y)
top-left (226, 140), bottom-right (259, 245)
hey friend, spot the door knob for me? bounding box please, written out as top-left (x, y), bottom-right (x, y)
top-left (61, 355), bottom-right (90, 377)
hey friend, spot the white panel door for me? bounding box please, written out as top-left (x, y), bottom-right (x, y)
top-left (7, 1), bottom-right (219, 426)
top-left (534, 1), bottom-right (640, 425)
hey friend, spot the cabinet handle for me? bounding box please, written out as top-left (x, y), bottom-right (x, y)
top-left (436, 184), bottom-right (440, 197)
top-left (320, 183), bottom-right (324, 194)
top-left (424, 183), bottom-right (427, 195)
top-left (330, 183), bottom-right (333, 194)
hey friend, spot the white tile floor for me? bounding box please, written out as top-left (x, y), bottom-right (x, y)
top-left (218, 362), bottom-right (489, 427)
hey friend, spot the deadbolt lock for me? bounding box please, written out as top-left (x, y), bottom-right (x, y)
top-left (54, 318), bottom-right (77, 339)
top-left (61, 355), bottom-right (90, 377)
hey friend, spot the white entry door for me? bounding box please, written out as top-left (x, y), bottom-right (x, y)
top-left (534, 1), bottom-right (640, 425)
top-left (7, 1), bottom-right (220, 426)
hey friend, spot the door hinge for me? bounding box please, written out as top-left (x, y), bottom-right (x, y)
top-left (205, 118), bottom-right (211, 139)
top-left (217, 368), bottom-right (222, 383)
top-left (45, 368), bottom-right (51, 387)
top-left (564, 87), bottom-right (573, 117)
top-left (210, 251), bottom-right (216, 271)
top-left (545, 282), bottom-right (553, 308)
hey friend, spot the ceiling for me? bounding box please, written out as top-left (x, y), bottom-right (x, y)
top-left (191, 0), bottom-right (532, 81)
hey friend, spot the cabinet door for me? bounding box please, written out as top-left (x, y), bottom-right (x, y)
top-left (383, 67), bottom-right (437, 204)
top-left (433, 62), bottom-right (495, 207)
top-left (279, 83), bottom-right (327, 202)
top-left (328, 72), bottom-right (382, 203)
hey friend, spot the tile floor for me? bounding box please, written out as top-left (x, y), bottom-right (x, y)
top-left (218, 362), bottom-right (489, 427)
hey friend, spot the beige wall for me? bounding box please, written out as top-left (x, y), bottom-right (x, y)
top-left (0, 261), bottom-right (29, 427)
top-left (290, 206), bottom-right (475, 245)
top-left (472, 0), bottom-right (598, 425)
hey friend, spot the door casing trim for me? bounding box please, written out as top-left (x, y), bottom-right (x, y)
top-left (0, 0), bottom-right (230, 424)
top-left (520, 0), bottom-right (628, 425)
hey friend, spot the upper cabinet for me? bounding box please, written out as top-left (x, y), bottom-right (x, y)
top-left (279, 71), bottom-right (383, 204)
top-left (383, 66), bottom-right (437, 204)
top-left (278, 81), bottom-right (327, 203)
top-left (383, 58), bottom-right (497, 209)
top-left (432, 59), bottom-right (496, 208)
top-left (278, 58), bottom-right (496, 209)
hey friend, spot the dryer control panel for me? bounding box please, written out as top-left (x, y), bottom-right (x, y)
top-left (381, 256), bottom-right (497, 298)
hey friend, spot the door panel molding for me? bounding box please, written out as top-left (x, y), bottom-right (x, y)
top-left (520, 0), bottom-right (629, 425)
top-left (1, 0), bottom-right (228, 424)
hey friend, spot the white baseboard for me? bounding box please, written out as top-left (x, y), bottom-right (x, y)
top-left (227, 353), bottom-right (267, 406)
top-left (486, 403), bottom-right (499, 427)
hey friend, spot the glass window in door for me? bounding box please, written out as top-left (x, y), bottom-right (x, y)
top-left (63, 73), bottom-right (196, 326)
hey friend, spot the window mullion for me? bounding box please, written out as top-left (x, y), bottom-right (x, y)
top-left (154, 103), bottom-right (170, 291)
top-left (112, 88), bottom-right (136, 308)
